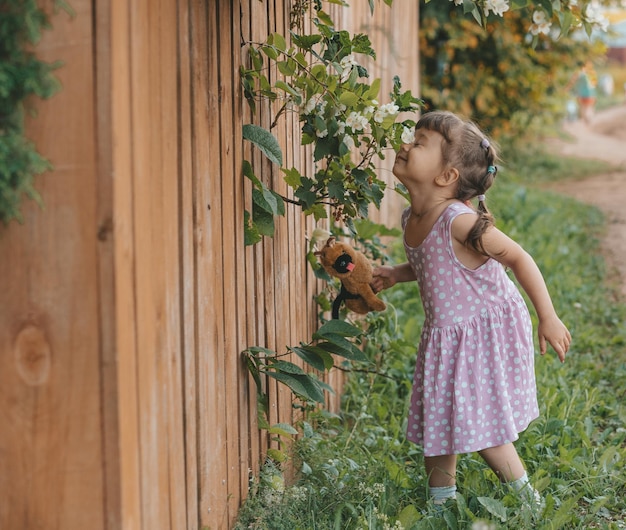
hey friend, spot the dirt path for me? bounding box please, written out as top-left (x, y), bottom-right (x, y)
top-left (547, 104), bottom-right (626, 297)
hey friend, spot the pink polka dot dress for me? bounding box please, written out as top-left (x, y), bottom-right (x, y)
top-left (403, 202), bottom-right (539, 456)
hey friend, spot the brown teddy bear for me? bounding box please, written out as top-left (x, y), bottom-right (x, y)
top-left (315, 236), bottom-right (386, 319)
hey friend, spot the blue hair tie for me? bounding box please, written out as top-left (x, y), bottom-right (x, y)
top-left (487, 165), bottom-right (497, 175)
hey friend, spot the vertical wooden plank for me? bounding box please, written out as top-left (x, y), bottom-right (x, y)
top-left (0, 1), bottom-right (105, 528)
top-left (127, 0), bottom-right (187, 526)
top-left (271, 0), bottom-right (296, 455)
top-left (217, 0), bottom-right (244, 524)
top-left (240, 0), bottom-right (263, 490)
top-left (177, 0), bottom-right (200, 528)
top-left (157, 0), bottom-right (188, 526)
top-left (94, 0), bottom-right (124, 527)
top-left (233, 0), bottom-right (254, 503)
top-left (109, 0), bottom-right (144, 527)
top-left (193, 0), bottom-right (229, 527)
top-left (127, 0), bottom-right (167, 525)
top-left (250, 0), bottom-right (274, 457)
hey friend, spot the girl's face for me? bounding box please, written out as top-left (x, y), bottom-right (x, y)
top-left (392, 128), bottom-right (446, 186)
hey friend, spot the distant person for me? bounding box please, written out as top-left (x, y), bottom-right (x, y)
top-left (568, 61), bottom-right (597, 123)
top-left (372, 111), bottom-right (571, 514)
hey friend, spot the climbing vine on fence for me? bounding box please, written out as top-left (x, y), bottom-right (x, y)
top-left (0, 1), bottom-right (72, 225)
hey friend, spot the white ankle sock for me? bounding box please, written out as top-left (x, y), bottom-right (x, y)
top-left (509, 472), bottom-right (530, 493)
top-left (510, 472), bottom-right (543, 508)
top-left (430, 485), bottom-right (457, 505)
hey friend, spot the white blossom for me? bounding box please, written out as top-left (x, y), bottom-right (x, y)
top-left (310, 227), bottom-right (332, 246)
top-left (530, 10), bottom-right (552, 35)
top-left (584, 3), bottom-right (609, 31)
top-left (339, 54), bottom-right (359, 82)
top-left (345, 111), bottom-right (368, 131)
top-left (484, 0), bottom-right (509, 17)
top-left (303, 96), bottom-right (318, 114)
top-left (316, 128), bottom-right (328, 138)
top-left (449, 0), bottom-right (464, 6)
top-left (343, 135), bottom-right (355, 150)
top-left (373, 102), bottom-right (399, 124)
top-left (401, 126), bottom-right (415, 145)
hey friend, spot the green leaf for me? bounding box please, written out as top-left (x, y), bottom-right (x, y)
top-left (316, 340), bottom-right (368, 363)
top-left (266, 448), bottom-right (288, 462)
top-left (244, 210), bottom-right (262, 246)
top-left (268, 32), bottom-right (286, 52)
top-left (327, 179), bottom-right (345, 200)
top-left (265, 371), bottom-right (325, 403)
top-left (281, 167), bottom-right (303, 188)
top-left (316, 319), bottom-right (363, 338)
top-left (260, 45), bottom-right (278, 60)
top-left (339, 91), bottom-right (359, 106)
top-left (398, 505), bottom-right (421, 527)
top-left (315, 10), bottom-right (335, 27)
top-left (252, 204), bottom-right (275, 237)
top-left (294, 52), bottom-right (308, 67)
top-left (242, 160), bottom-right (262, 189)
top-left (268, 422), bottom-right (299, 436)
top-left (477, 497), bottom-right (507, 522)
top-left (269, 360), bottom-right (307, 375)
top-left (252, 187), bottom-right (282, 216)
top-left (304, 203), bottom-right (328, 221)
top-left (296, 344), bottom-right (335, 370)
top-left (291, 33), bottom-right (323, 50)
top-left (291, 346), bottom-right (329, 372)
top-left (277, 61), bottom-right (296, 77)
top-left (366, 78), bottom-right (381, 100)
top-left (243, 124), bottom-right (283, 166)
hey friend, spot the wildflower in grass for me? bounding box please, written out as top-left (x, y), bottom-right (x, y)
top-left (472, 522), bottom-right (496, 530)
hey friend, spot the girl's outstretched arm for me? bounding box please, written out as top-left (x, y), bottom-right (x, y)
top-left (479, 226), bottom-right (572, 362)
top-left (371, 262), bottom-right (416, 293)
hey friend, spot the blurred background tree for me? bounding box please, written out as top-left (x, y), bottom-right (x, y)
top-left (419, 2), bottom-right (607, 142)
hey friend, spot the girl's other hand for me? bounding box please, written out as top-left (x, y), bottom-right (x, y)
top-left (538, 316), bottom-right (571, 363)
top-left (371, 265), bottom-right (396, 293)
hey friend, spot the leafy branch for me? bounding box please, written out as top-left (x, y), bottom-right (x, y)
top-left (0, 1), bottom-right (73, 225)
top-left (241, 5), bottom-right (421, 245)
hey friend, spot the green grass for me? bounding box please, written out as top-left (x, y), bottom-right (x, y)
top-left (235, 146), bottom-right (626, 529)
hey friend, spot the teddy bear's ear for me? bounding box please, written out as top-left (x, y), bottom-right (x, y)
top-left (326, 236), bottom-right (336, 247)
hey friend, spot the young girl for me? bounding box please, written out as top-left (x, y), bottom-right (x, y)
top-left (371, 111), bottom-right (571, 509)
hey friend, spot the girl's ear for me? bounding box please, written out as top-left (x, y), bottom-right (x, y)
top-left (435, 167), bottom-right (459, 187)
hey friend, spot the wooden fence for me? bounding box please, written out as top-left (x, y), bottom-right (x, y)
top-left (0, 1), bottom-right (418, 529)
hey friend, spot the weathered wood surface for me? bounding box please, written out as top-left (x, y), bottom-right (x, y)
top-left (0, 1), bottom-right (418, 528)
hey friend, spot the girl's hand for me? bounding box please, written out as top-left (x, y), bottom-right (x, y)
top-left (538, 316), bottom-right (571, 363)
top-left (371, 265), bottom-right (396, 293)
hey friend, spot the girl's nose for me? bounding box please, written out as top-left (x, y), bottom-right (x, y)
top-left (400, 142), bottom-right (411, 152)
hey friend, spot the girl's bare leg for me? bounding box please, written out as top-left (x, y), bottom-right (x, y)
top-left (424, 454), bottom-right (457, 487)
top-left (478, 443), bottom-right (526, 482)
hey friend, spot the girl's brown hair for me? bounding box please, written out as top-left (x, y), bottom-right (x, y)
top-left (416, 111), bottom-right (498, 255)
